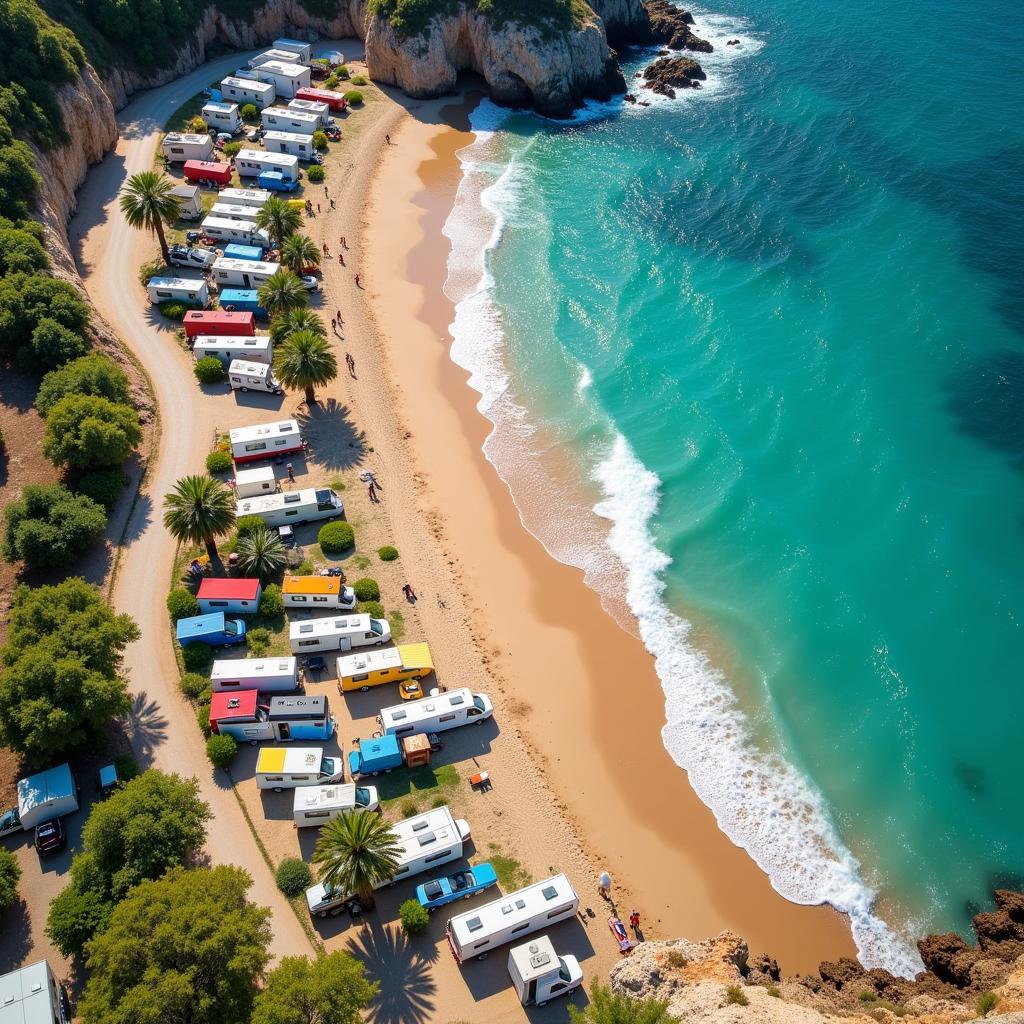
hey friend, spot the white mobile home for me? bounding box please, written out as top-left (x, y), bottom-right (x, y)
top-left (211, 257), bottom-right (282, 289)
top-left (261, 105), bottom-right (320, 135)
top-left (288, 98), bottom-right (331, 126)
top-left (379, 689), bottom-right (494, 738)
top-left (221, 76), bottom-right (276, 108)
top-left (170, 183), bottom-right (203, 220)
top-left (236, 487), bottom-right (344, 529)
top-left (262, 130), bottom-right (315, 160)
top-left (229, 419), bottom-right (303, 462)
top-left (281, 576), bottom-right (355, 611)
top-left (508, 936), bottom-right (583, 1007)
top-left (209, 202), bottom-right (266, 223)
top-left (0, 961), bottom-right (69, 1024)
top-left (289, 613), bottom-right (390, 655)
top-left (147, 276), bottom-right (209, 306)
top-left (202, 101), bottom-right (241, 134)
top-left (292, 782), bottom-right (379, 824)
top-left (201, 215), bottom-right (270, 247)
top-left (162, 132), bottom-right (214, 164)
top-left (273, 38), bottom-right (312, 64)
top-left (218, 187), bottom-right (271, 209)
top-left (229, 359), bottom-right (281, 394)
top-left (250, 48), bottom-right (305, 69)
top-left (192, 335), bottom-right (273, 366)
top-left (234, 464), bottom-right (277, 497)
top-left (255, 60), bottom-right (311, 99)
top-left (234, 149), bottom-right (300, 183)
top-left (257, 747), bottom-right (344, 790)
top-left (447, 874), bottom-right (580, 964)
top-left (210, 656), bottom-right (298, 693)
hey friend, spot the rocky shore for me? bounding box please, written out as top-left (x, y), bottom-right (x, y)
top-left (640, 54), bottom-right (707, 97)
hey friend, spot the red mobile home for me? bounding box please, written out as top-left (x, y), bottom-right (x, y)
top-left (183, 310), bottom-right (256, 340)
top-left (183, 159), bottom-right (232, 185)
top-left (293, 87), bottom-right (347, 112)
top-left (197, 577), bottom-right (263, 614)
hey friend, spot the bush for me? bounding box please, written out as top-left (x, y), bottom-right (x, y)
top-left (167, 587), bottom-right (200, 621)
top-left (186, 116), bottom-right (207, 133)
top-left (26, 316), bottom-right (90, 370)
top-left (725, 986), bottom-right (749, 1007)
top-left (767, 985), bottom-right (781, 997)
top-left (194, 356), bottom-right (225, 384)
top-left (138, 258), bottom-right (164, 288)
top-left (275, 858), bottom-right (311, 898)
top-left (357, 600), bottom-right (385, 618)
top-left (977, 992), bottom-right (998, 1017)
top-left (75, 468), bottom-right (130, 510)
top-left (182, 643), bottom-right (212, 672)
top-left (295, 559), bottom-right (314, 575)
top-left (46, 882), bottom-right (112, 957)
top-left (223, 141), bottom-right (242, 158)
top-left (350, 75), bottom-right (368, 86)
top-left (205, 450), bottom-right (233, 474)
top-left (318, 521), bottom-right (354, 553)
top-left (241, 103), bottom-right (258, 121)
top-left (235, 515), bottom-right (265, 538)
top-left (2, 483), bottom-right (107, 569)
top-left (664, 948), bottom-right (688, 968)
top-left (324, 75), bottom-right (340, 89)
top-left (335, 65), bottom-right (350, 79)
top-left (179, 672), bottom-right (209, 700)
top-left (311, 130), bottom-right (328, 151)
top-left (246, 627), bottom-right (272, 657)
top-left (399, 898), bottom-right (429, 935)
top-left (353, 577), bottom-right (379, 602)
top-left (343, 91), bottom-right (364, 105)
top-left (0, 273), bottom-right (90, 367)
top-left (0, 226), bottom-right (48, 276)
top-left (0, 847), bottom-right (21, 911)
top-left (37, 353), bottom-right (132, 416)
top-left (158, 300), bottom-right (193, 321)
top-left (377, 545), bottom-right (399, 561)
top-left (306, 165), bottom-right (326, 183)
top-left (196, 703), bottom-right (212, 737)
top-left (399, 798), bottom-right (419, 818)
top-left (206, 733), bottom-right (237, 769)
top-left (259, 584), bottom-right (284, 616)
top-left (42, 395), bottom-right (142, 471)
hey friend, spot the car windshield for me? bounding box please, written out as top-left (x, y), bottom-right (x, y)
top-left (320, 757), bottom-right (336, 776)
top-left (224, 621), bottom-right (237, 636)
top-left (558, 959), bottom-right (572, 982)
top-left (370, 620), bottom-right (384, 636)
top-left (423, 881), bottom-right (443, 899)
top-left (473, 696), bottom-right (485, 712)
top-left (355, 788), bottom-right (372, 806)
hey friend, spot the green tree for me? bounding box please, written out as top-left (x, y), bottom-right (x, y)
top-left (206, 733), bottom-right (237, 769)
top-left (0, 225), bottom-right (48, 274)
top-left (163, 474), bottom-right (235, 559)
top-left (280, 233), bottom-right (321, 276)
top-left (0, 577), bottom-right (138, 762)
top-left (258, 270), bottom-right (308, 320)
top-left (46, 878), bottom-right (113, 957)
top-left (0, 271), bottom-right (90, 363)
top-left (269, 307), bottom-right (325, 346)
top-left (36, 353), bottom-right (131, 416)
top-left (252, 953), bottom-right (378, 1024)
top-left (79, 866), bottom-right (271, 1024)
top-left (274, 330), bottom-right (338, 405)
top-left (28, 316), bottom-right (89, 369)
top-left (42, 394), bottom-right (141, 470)
top-left (568, 983), bottom-right (679, 1024)
top-left (255, 196), bottom-right (302, 250)
top-left (0, 847), bottom-right (21, 912)
top-left (119, 171), bottom-right (180, 263)
top-left (2, 483), bottom-right (107, 568)
top-left (236, 525), bottom-right (286, 579)
top-left (311, 809), bottom-right (400, 909)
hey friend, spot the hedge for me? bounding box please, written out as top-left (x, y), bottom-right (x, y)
top-left (182, 643), bottom-right (212, 672)
top-left (319, 521), bottom-right (354, 553)
top-left (205, 450), bottom-right (233, 474)
top-left (179, 672), bottom-right (209, 700)
top-left (353, 577), bottom-right (380, 602)
top-left (275, 858), bottom-right (311, 897)
top-left (206, 733), bottom-right (237, 769)
top-left (194, 356), bottom-right (225, 384)
top-left (167, 587), bottom-right (199, 620)
top-left (259, 584), bottom-right (284, 616)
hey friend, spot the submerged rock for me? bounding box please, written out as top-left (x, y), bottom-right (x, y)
top-left (641, 54), bottom-right (706, 98)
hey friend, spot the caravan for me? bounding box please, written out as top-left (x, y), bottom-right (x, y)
top-left (209, 691), bottom-right (336, 743)
top-left (256, 747), bottom-right (344, 790)
top-left (201, 215), bottom-right (271, 247)
top-left (288, 613), bottom-right (390, 655)
top-left (184, 159), bottom-right (232, 185)
top-left (446, 874), bottom-right (580, 964)
top-left (221, 76), bottom-right (276, 108)
top-left (211, 257), bottom-right (282, 289)
top-left (209, 202), bottom-right (266, 223)
top-left (255, 60), bottom-right (312, 99)
top-left (218, 289), bottom-right (266, 317)
top-left (379, 688), bottom-right (493, 737)
top-left (184, 310), bottom-right (255, 339)
top-left (210, 656), bottom-right (298, 693)
top-left (147, 276), bottom-right (208, 307)
top-left (292, 783), bottom-right (379, 825)
top-left (261, 106), bottom-right (320, 135)
top-left (281, 576), bottom-right (356, 611)
top-left (202, 101), bottom-right (241, 133)
top-left (263, 130), bottom-right (315, 160)
top-left (229, 419), bottom-right (303, 462)
top-left (235, 149), bottom-right (300, 183)
top-left (218, 188), bottom-right (271, 210)
top-left (170, 183), bottom-right (203, 220)
top-left (234, 465), bottom-right (278, 497)
top-left (273, 38), bottom-right (313, 64)
top-left (288, 98), bottom-right (331, 126)
top-left (235, 487), bottom-right (344, 527)
top-left (192, 335), bottom-right (272, 366)
top-left (250, 48), bottom-right (306, 69)
top-left (162, 132), bottom-right (214, 163)
top-left (229, 359), bottom-right (281, 394)
top-left (197, 577), bottom-right (262, 614)
top-left (335, 643), bottom-right (434, 693)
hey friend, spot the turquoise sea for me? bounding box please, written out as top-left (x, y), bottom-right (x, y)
top-left (442, 0), bottom-right (1024, 974)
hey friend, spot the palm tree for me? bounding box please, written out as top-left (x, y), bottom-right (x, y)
top-left (269, 308), bottom-right (326, 346)
top-left (255, 196), bottom-right (303, 250)
top-left (280, 233), bottom-right (321, 276)
top-left (569, 983), bottom-right (678, 1024)
top-left (163, 474), bottom-right (235, 559)
top-left (119, 171), bottom-right (181, 263)
top-left (311, 810), bottom-right (400, 909)
top-left (258, 270), bottom-right (308, 319)
top-left (274, 330), bottom-right (338, 405)
top-left (236, 525), bottom-right (286, 579)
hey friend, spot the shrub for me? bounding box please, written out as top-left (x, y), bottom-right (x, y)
top-left (186, 116), bottom-right (207, 133)
top-left (858, 991), bottom-right (878, 1002)
top-left (76, 468), bottom-right (130, 509)
top-left (25, 317), bottom-right (90, 370)
top-left (377, 545), bottom-right (399, 561)
top-left (324, 75), bottom-right (340, 89)
top-left (319, 521), bottom-right (354, 553)
top-left (335, 65), bottom-right (350, 79)
top-left (205, 450), bottom-right (233, 474)
top-left (306, 165), bottom-right (326, 183)
top-left (357, 600), bottom-right (385, 618)
top-left (182, 643), bottom-right (212, 672)
top-left (235, 515), bottom-right (265, 538)
top-left (223, 141), bottom-right (242, 158)
top-left (241, 103), bottom-right (258, 121)
top-left (138, 258), bottom-right (165, 288)
top-left (725, 986), bottom-right (749, 1007)
top-left (767, 985), bottom-right (781, 997)
top-left (43, 395), bottom-right (142, 471)
top-left (977, 992), bottom-right (998, 1017)
top-left (350, 75), bottom-right (368, 86)
top-left (399, 898), bottom-right (429, 936)
top-left (343, 91), bottom-right (364, 105)
top-left (259, 584), bottom-right (284, 616)
top-left (196, 703), bottom-right (212, 737)
top-left (167, 587), bottom-right (200, 620)
top-left (246, 627), bottom-right (272, 657)
top-left (159, 300), bottom-right (193, 321)
top-left (179, 673), bottom-right (209, 700)
top-left (206, 733), bottom-right (237, 769)
top-left (295, 559), bottom-right (314, 575)
top-left (2, 483), bottom-right (108, 569)
top-left (0, 273), bottom-right (90, 366)
top-left (664, 948), bottom-right (688, 968)
top-left (0, 848), bottom-right (21, 911)
top-left (194, 356), bottom-right (225, 384)
top-left (430, 796), bottom-right (447, 809)
top-left (275, 858), bottom-right (311, 898)
top-left (353, 577), bottom-right (380, 602)
top-left (37, 353), bottom-right (132, 416)
top-left (312, 130), bottom-right (328, 151)
top-left (0, 226), bottom-right (48, 276)
top-left (399, 798), bottom-right (419, 818)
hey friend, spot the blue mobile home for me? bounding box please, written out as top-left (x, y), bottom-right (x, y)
top-left (348, 735), bottom-right (402, 777)
top-left (218, 288), bottom-right (267, 318)
top-left (222, 243), bottom-right (265, 261)
top-left (176, 612), bottom-right (247, 648)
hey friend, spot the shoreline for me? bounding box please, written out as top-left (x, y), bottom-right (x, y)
top-left (356, 89), bottom-right (858, 972)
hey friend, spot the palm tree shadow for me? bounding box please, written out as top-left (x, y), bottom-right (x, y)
top-left (347, 919), bottom-right (438, 1024)
top-left (296, 399), bottom-right (368, 472)
top-left (123, 690), bottom-right (169, 767)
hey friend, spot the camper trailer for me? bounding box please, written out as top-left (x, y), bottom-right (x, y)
top-left (147, 276), bottom-right (209, 307)
top-left (234, 464), bottom-right (278, 498)
top-left (288, 613), bottom-right (390, 655)
top-left (229, 359), bottom-right (281, 394)
top-left (508, 937), bottom-right (584, 1007)
top-left (209, 692), bottom-right (336, 743)
top-left (210, 657), bottom-right (298, 693)
top-left (229, 419), bottom-right (303, 462)
top-left (176, 612), bottom-right (246, 648)
top-left (6, 764), bottom-right (79, 833)
top-left (250, 48), bottom-right (306, 69)
top-left (222, 242), bottom-right (266, 261)
top-left (221, 76), bottom-right (276, 108)
top-left (219, 188), bottom-right (271, 210)
top-left (183, 159), bottom-right (232, 185)
top-left (218, 289), bottom-right (266, 318)
top-left (211, 257), bottom-right (282, 289)
top-left (209, 202), bottom-right (267, 223)
top-left (183, 310), bottom-right (255, 339)
top-left (235, 487), bottom-right (343, 527)
top-left (262, 130), bottom-right (315, 160)
top-left (306, 806), bottom-right (470, 917)
top-left (258, 170), bottom-right (299, 193)
top-left (201, 215), bottom-right (270, 247)
top-left (281, 576), bottom-right (356, 611)
top-left (202, 101), bottom-right (241, 133)
top-left (196, 577), bottom-right (262, 615)
top-left (192, 335), bottom-right (272, 365)
top-left (287, 98), bottom-right (331, 126)
top-left (294, 86), bottom-right (347, 112)
top-left (235, 149), bottom-right (300, 183)
top-left (379, 688), bottom-right (493, 737)
top-left (256, 747), bottom-right (344, 790)
top-left (292, 783), bottom-right (379, 825)
top-left (273, 38), bottom-right (313, 64)
top-left (261, 106), bottom-right (320, 135)
top-left (170, 183), bottom-right (203, 220)
top-left (255, 60), bottom-right (311, 99)
top-left (336, 643), bottom-right (434, 694)
top-left (347, 735), bottom-right (402, 777)
top-left (446, 874), bottom-right (581, 964)
top-left (162, 132), bottom-right (214, 164)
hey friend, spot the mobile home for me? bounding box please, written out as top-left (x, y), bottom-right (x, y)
top-left (218, 188), bottom-right (271, 210)
top-left (183, 310), bottom-right (255, 339)
top-left (234, 464), bottom-right (278, 498)
top-left (250, 48), bottom-right (306, 69)
top-left (347, 735), bottom-right (401, 777)
top-left (183, 159), bottom-right (232, 185)
top-left (192, 335), bottom-right (272, 365)
top-left (255, 60), bottom-right (311, 99)
top-left (294, 86), bottom-right (348, 112)
top-left (0, 961), bottom-right (69, 1024)
top-left (209, 691), bottom-right (336, 743)
top-left (508, 936), bottom-right (583, 1007)
top-left (201, 215), bottom-right (270, 247)
top-left (281, 576), bottom-right (355, 611)
top-left (162, 132), bottom-right (214, 164)
top-left (176, 612), bottom-right (246, 648)
top-left (222, 242), bottom-right (266, 261)
top-left (261, 106), bottom-right (320, 135)
top-left (235, 149), bottom-right (300, 183)
top-left (273, 38), bottom-right (313, 64)
top-left (229, 359), bottom-right (281, 394)
top-left (229, 419), bottom-right (304, 462)
top-left (235, 487), bottom-right (344, 527)
top-left (446, 874), bottom-right (580, 964)
top-left (196, 577), bottom-right (262, 615)
top-left (306, 806), bottom-right (470, 916)
top-left (288, 98), bottom-right (331, 126)
top-left (221, 76), bottom-right (276, 108)
top-left (210, 656), bottom-right (298, 693)
top-left (258, 170), bottom-right (299, 193)
top-left (379, 688), bottom-right (494, 737)
top-left (147, 276), bottom-right (209, 307)
top-left (211, 256), bottom-right (282, 289)
top-left (202, 101), bottom-right (241, 133)
top-left (218, 288), bottom-right (267, 318)
top-left (262, 130), bottom-right (314, 160)
top-left (288, 613), bottom-right (390, 655)
top-left (170, 183), bottom-right (203, 220)
top-left (257, 747), bottom-right (344, 790)
top-left (336, 643), bottom-right (434, 694)
top-left (15, 763), bottom-right (79, 831)
top-left (209, 202), bottom-right (267, 223)
top-left (292, 783), bottom-right (378, 825)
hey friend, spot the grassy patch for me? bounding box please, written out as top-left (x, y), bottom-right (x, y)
top-left (164, 90), bottom-right (209, 132)
top-left (483, 843), bottom-right (531, 891)
top-left (378, 762), bottom-right (459, 804)
top-left (387, 608), bottom-right (406, 642)
top-left (725, 986), bottom-right (749, 1007)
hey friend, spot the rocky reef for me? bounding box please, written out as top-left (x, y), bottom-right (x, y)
top-left (611, 891), bottom-right (1024, 1023)
top-left (640, 54), bottom-right (707, 97)
top-left (631, 0), bottom-right (712, 53)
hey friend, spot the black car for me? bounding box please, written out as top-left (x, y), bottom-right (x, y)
top-left (35, 818), bottom-right (66, 856)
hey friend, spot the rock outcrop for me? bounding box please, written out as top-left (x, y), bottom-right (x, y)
top-left (641, 54), bottom-right (706, 97)
top-left (633, 0), bottom-right (712, 53)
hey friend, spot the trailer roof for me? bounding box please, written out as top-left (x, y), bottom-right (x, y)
top-left (212, 257), bottom-right (281, 274)
top-left (289, 613), bottom-right (372, 638)
top-left (148, 276), bottom-right (207, 290)
top-left (210, 656), bottom-right (296, 679)
top-left (257, 59), bottom-right (307, 76)
top-left (0, 960), bottom-right (57, 1024)
top-left (236, 148), bottom-right (299, 167)
top-left (448, 874), bottom-right (577, 943)
top-left (263, 130), bottom-right (313, 143)
top-left (257, 746), bottom-right (322, 774)
top-left (380, 687), bottom-right (476, 727)
top-left (203, 101), bottom-right (238, 113)
top-left (210, 689), bottom-right (259, 721)
top-left (293, 783), bottom-right (356, 812)
top-left (282, 575), bottom-right (342, 595)
top-left (16, 763), bottom-right (73, 818)
top-left (184, 159), bottom-right (231, 172)
top-left (268, 694), bottom-right (328, 718)
top-left (197, 577), bottom-right (261, 601)
top-left (235, 464), bottom-right (277, 482)
top-left (222, 76), bottom-right (275, 90)
top-left (391, 805), bottom-right (464, 864)
top-left (164, 132), bottom-right (210, 144)
top-left (184, 310), bottom-right (254, 325)
top-left (336, 642), bottom-right (433, 678)
top-left (236, 487), bottom-right (319, 516)
top-left (219, 289), bottom-right (261, 303)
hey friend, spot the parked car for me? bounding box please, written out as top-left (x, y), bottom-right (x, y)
top-left (168, 243), bottom-right (218, 270)
top-left (415, 863), bottom-right (499, 911)
top-left (399, 680), bottom-right (424, 702)
top-left (97, 763), bottom-right (120, 800)
top-left (299, 274), bottom-right (320, 292)
top-left (0, 806), bottom-right (21, 839)
top-left (35, 818), bottom-right (66, 856)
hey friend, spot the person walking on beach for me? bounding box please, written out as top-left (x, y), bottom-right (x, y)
top-left (338, 251), bottom-right (345, 266)
top-left (317, 202), bottom-right (321, 213)
top-left (340, 237), bottom-right (348, 250)
top-left (354, 273), bottom-right (362, 288)
top-left (331, 317), bottom-right (337, 333)
top-left (385, 133), bottom-right (391, 145)
top-left (322, 243), bottom-right (329, 257)
top-left (330, 198), bottom-right (336, 210)
top-left (367, 480), bottom-right (379, 503)
top-left (629, 910), bottom-right (640, 933)
top-left (346, 352), bottom-right (356, 378)
top-left (324, 185), bottom-right (329, 198)
top-left (402, 583), bottom-right (416, 602)
top-left (336, 308), bottom-right (343, 323)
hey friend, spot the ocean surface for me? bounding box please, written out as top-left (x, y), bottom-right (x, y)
top-left (441, 0), bottom-right (1024, 974)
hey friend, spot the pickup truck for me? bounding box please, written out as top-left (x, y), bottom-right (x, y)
top-left (168, 244), bottom-right (218, 270)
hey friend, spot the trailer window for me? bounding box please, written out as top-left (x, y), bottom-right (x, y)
top-left (297, 640), bottom-right (319, 648)
top-left (304, 810), bottom-right (329, 818)
top-left (244, 441), bottom-right (268, 452)
top-left (439, 713), bottom-right (456, 723)
top-left (313, 596), bottom-right (329, 603)
top-left (510, 922), bottom-right (531, 934)
top-left (353, 674), bottom-right (368, 682)
top-left (424, 851), bottom-right (450, 864)
top-left (547, 904), bottom-right (573, 919)
top-left (466, 917), bottom-right (483, 933)
top-left (263, 775), bottom-right (283, 782)
top-left (290, 595), bottom-right (307, 602)
top-left (207, 601), bottom-right (228, 607)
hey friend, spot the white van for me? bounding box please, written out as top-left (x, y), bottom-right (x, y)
top-left (292, 782), bottom-right (379, 824)
top-left (379, 689), bottom-right (494, 738)
top-left (192, 335), bottom-right (272, 366)
top-left (256, 747), bottom-right (344, 790)
top-left (289, 613), bottom-right (390, 655)
top-left (211, 257), bottom-right (282, 289)
top-left (229, 360), bottom-right (281, 394)
top-left (201, 216), bottom-right (270, 247)
top-left (210, 656), bottom-right (298, 693)
top-left (234, 465), bottom-right (278, 498)
top-left (236, 487), bottom-right (343, 528)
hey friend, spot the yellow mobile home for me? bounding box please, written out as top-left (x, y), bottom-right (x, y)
top-left (336, 643), bottom-right (434, 693)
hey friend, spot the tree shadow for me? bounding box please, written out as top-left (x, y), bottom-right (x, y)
top-left (123, 691), bottom-right (169, 768)
top-left (295, 399), bottom-right (367, 472)
top-left (0, 899), bottom-right (31, 972)
top-left (347, 919), bottom-right (438, 1024)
